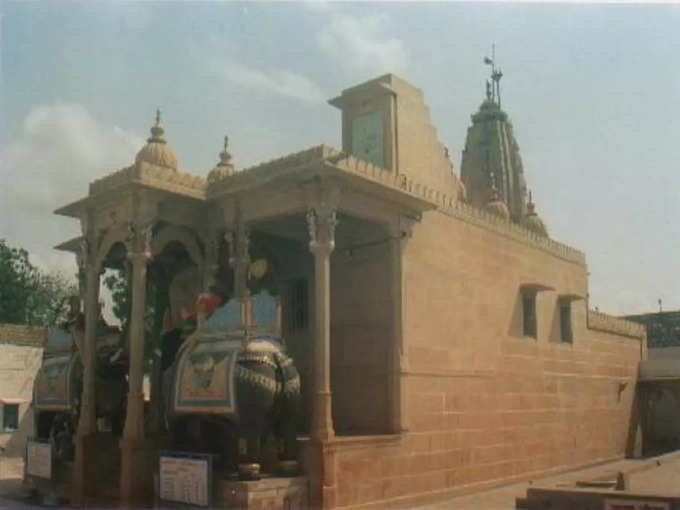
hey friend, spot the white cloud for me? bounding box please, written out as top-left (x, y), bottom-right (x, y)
top-left (317, 13), bottom-right (408, 76)
top-left (0, 104), bottom-right (143, 275)
top-left (208, 60), bottom-right (325, 105)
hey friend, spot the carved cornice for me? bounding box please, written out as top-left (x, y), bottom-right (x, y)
top-left (89, 161), bottom-right (205, 199)
top-left (588, 310), bottom-right (646, 340)
top-left (205, 143), bottom-right (585, 266)
top-left (206, 145), bottom-right (332, 198)
top-left (439, 201), bottom-right (586, 266)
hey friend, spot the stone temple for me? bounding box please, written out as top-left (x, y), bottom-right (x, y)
top-left (36, 71), bottom-right (646, 508)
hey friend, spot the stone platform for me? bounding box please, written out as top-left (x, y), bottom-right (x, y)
top-left (214, 476), bottom-right (309, 510)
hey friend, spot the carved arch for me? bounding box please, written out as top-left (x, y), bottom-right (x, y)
top-left (94, 225), bottom-right (130, 271)
top-left (151, 225), bottom-right (205, 274)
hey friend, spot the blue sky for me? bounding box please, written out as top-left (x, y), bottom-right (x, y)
top-left (1, 1), bottom-right (679, 315)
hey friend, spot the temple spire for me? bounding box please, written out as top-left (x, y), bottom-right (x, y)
top-left (483, 44), bottom-right (503, 107)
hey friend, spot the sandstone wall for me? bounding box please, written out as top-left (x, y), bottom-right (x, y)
top-left (323, 210), bottom-right (643, 508)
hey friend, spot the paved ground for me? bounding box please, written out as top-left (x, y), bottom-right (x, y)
top-left (0, 479), bottom-right (42, 509)
top-left (415, 452), bottom-right (680, 509)
top-left (2, 453), bottom-right (680, 508)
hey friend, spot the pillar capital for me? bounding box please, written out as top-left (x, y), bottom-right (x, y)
top-left (126, 250), bottom-right (152, 265)
top-left (306, 208), bottom-right (338, 252)
top-left (125, 221), bottom-right (153, 256)
top-left (387, 214), bottom-right (416, 244)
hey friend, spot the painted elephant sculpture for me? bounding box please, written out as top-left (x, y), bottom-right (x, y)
top-left (161, 292), bottom-right (301, 479)
top-left (33, 321), bottom-right (128, 462)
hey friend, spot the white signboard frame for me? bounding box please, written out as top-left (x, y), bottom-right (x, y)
top-left (604, 499), bottom-right (671, 510)
top-left (158, 451), bottom-right (212, 508)
top-left (25, 438), bottom-right (52, 480)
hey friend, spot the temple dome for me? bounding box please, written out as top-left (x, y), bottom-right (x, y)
top-left (524, 194), bottom-right (548, 236)
top-left (207, 135), bottom-right (236, 184)
top-left (135, 109), bottom-right (178, 171)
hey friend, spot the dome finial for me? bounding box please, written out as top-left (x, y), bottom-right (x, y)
top-left (149, 108), bottom-right (166, 144)
top-left (208, 133), bottom-right (235, 184)
top-left (523, 189), bottom-right (548, 236)
top-left (483, 43), bottom-right (503, 107)
top-left (527, 190), bottom-right (536, 214)
top-left (134, 108), bottom-right (177, 170)
top-left (218, 134), bottom-right (233, 167)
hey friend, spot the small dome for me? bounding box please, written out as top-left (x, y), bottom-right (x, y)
top-left (135, 109), bottom-right (178, 171)
top-left (207, 135), bottom-right (236, 184)
top-left (524, 193), bottom-right (548, 236)
top-left (486, 199), bottom-right (510, 219)
top-left (485, 172), bottom-right (509, 219)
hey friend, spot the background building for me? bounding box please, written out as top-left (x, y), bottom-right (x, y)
top-left (625, 310), bottom-right (680, 348)
top-left (0, 324), bottom-right (45, 477)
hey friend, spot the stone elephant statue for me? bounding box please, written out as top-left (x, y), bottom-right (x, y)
top-left (33, 308), bottom-right (128, 462)
top-left (161, 291), bottom-right (301, 480)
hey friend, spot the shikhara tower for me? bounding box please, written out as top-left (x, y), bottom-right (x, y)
top-left (460, 50), bottom-right (547, 236)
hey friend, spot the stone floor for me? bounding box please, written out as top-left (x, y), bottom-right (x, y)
top-left (2, 453), bottom-right (680, 509)
top-left (413, 451), bottom-right (680, 509)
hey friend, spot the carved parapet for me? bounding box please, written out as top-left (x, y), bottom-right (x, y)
top-left (206, 145), bottom-right (332, 198)
top-left (89, 162), bottom-right (205, 199)
top-left (199, 141), bottom-right (585, 267)
top-left (438, 199), bottom-right (587, 266)
top-left (587, 310), bottom-right (646, 340)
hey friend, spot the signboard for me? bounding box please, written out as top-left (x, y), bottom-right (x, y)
top-left (25, 439), bottom-right (52, 479)
top-left (604, 499), bottom-right (670, 510)
top-left (158, 452), bottom-right (212, 507)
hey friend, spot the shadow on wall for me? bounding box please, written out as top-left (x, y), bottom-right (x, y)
top-left (646, 385), bottom-right (680, 456)
top-left (508, 291), bottom-right (523, 339)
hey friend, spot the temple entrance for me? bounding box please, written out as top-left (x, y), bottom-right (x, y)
top-left (252, 212), bottom-right (393, 437)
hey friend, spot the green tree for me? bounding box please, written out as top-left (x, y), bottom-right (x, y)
top-left (0, 239), bottom-right (77, 326)
top-left (103, 265), bottom-right (165, 372)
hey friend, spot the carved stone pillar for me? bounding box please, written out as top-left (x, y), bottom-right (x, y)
top-left (306, 205), bottom-right (337, 442)
top-left (77, 259), bottom-right (100, 436)
top-left (387, 216), bottom-right (413, 434)
top-left (123, 248), bottom-right (150, 441)
top-left (202, 229), bottom-right (221, 292)
top-left (120, 224), bottom-right (152, 508)
top-left (226, 223), bottom-right (250, 299)
top-left (72, 236), bottom-right (100, 506)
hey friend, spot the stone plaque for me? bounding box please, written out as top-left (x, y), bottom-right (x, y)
top-left (351, 110), bottom-right (384, 167)
top-left (159, 452), bottom-right (211, 507)
top-left (25, 439), bottom-right (52, 479)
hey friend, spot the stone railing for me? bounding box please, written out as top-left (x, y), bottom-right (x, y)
top-left (439, 200), bottom-right (586, 266)
top-left (90, 162), bottom-right (205, 199)
top-left (587, 310), bottom-right (646, 340)
top-left (324, 149), bottom-right (585, 266)
top-left (0, 324), bottom-right (46, 346)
